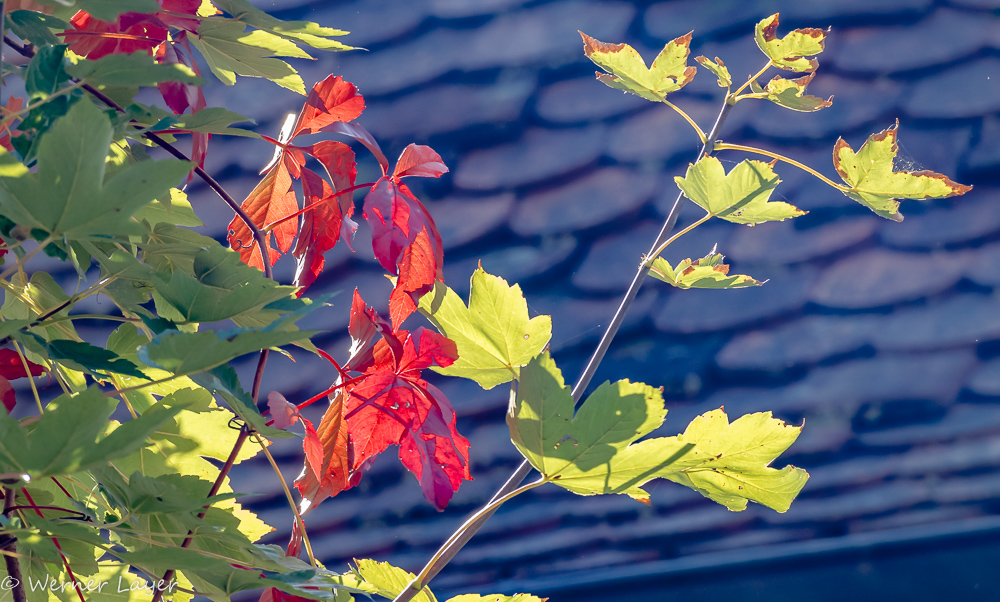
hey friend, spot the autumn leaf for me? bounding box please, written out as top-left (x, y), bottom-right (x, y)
top-left (695, 55), bottom-right (730, 87)
top-left (293, 387), bottom-right (352, 513)
top-left (337, 292), bottom-right (470, 510)
top-left (61, 11), bottom-right (168, 60)
top-left (0, 348), bottom-right (46, 380)
top-left (227, 154), bottom-right (297, 269)
top-left (674, 156), bottom-right (806, 224)
top-left (649, 249), bottom-right (762, 289)
top-left (833, 120), bottom-right (973, 221)
top-left (580, 30), bottom-right (696, 102)
top-left (292, 74), bottom-right (365, 137)
top-left (364, 144), bottom-right (448, 330)
top-left (751, 72), bottom-right (833, 112)
top-left (754, 13), bottom-right (826, 72)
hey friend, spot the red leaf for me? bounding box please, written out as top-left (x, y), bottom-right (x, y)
top-left (155, 33), bottom-right (202, 115)
top-left (292, 75), bottom-right (365, 138)
top-left (227, 156), bottom-right (298, 270)
top-left (291, 142), bottom-right (357, 293)
top-left (1, 376), bottom-right (14, 414)
top-left (342, 322), bottom-right (469, 510)
top-left (0, 97), bottom-right (24, 153)
top-left (302, 418), bottom-right (324, 482)
top-left (320, 121), bottom-right (389, 174)
top-left (363, 178), bottom-right (425, 275)
top-left (389, 226), bottom-right (439, 330)
top-left (343, 289), bottom-right (385, 373)
top-left (62, 11), bottom-right (168, 60)
top-left (0, 348), bottom-right (46, 380)
top-left (267, 391), bottom-right (299, 430)
top-left (293, 389), bottom-right (351, 513)
top-left (393, 144), bottom-right (449, 180)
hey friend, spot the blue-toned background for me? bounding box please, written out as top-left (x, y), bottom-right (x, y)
top-left (164, 0), bottom-right (1000, 599)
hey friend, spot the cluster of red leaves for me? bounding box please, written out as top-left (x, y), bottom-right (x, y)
top-left (0, 348), bottom-right (47, 414)
top-left (288, 291), bottom-right (471, 514)
top-left (59, 0), bottom-right (210, 167)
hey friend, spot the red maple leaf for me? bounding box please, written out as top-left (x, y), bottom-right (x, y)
top-left (228, 154), bottom-right (298, 270)
top-left (363, 144), bottom-right (448, 329)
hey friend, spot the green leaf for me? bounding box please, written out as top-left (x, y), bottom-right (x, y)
top-left (74, 0), bottom-right (160, 20)
top-left (833, 121), bottom-right (973, 221)
top-left (66, 52), bottom-right (203, 87)
top-left (25, 44), bottom-right (70, 99)
top-left (580, 30), bottom-right (696, 102)
top-left (189, 20), bottom-right (306, 93)
top-left (7, 11), bottom-right (72, 47)
top-left (132, 188), bottom-right (204, 227)
top-left (25, 332), bottom-right (149, 378)
top-left (152, 245), bottom-right (299, 323)
top-left (694, 55), bottom-right (731, 87)
top-left (355, 560), bottom-right (437, 602)
top-left (418, 268), bottom-right (552, 389)
top-left (674, 156), bottom-right (806, 224)
top-left (0, 387), bottom-right (184, 478)
top-left (210, 0), bottom-right (353, 51)
top-left (754, 13), bottom-right (826, 72)
top-left (508, 352), bottom-right (688, 502)
top-left (508, 354), bottom-right (809, 511)
top-left (663, 409), bottom-right (809, 512)
top-left (752, 73), bottom-right (832, 112)
top-left (140, 326), bottom-right (312, 377)
top-left (188, 364), bottom-right (294, 438)
top-left (0, 100), bottom-right (193, 240)
top-left (166, 107), bottom-right (261, 138)
top-left (649, 250), bottom-right (762, 289)
top-left (141, 222), bottom-right (221, 274)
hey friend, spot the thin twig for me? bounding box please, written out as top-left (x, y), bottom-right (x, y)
top-left (21, 488), bottom-right (87, 602)
top-left (393, 99), bottom-right (736, 602)
top-left (2, 487), bottom-right (28, 602)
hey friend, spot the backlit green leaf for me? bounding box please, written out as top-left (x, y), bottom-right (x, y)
top-left (166, 107), bottom-right (260, 138)
top-left (754, 13), bottom-right (826, 72)
top-left (509, 354), bottom-right (808, 511)
top-left (580, 30), bottom-right (696, 102)
top-left (139, 325), bottom-right (312, 377)
top-left (649, 250), bottom-right (761, 289)
top-left (0, 101), bottom-right (192, 240)
top-left (355, 560), bottom-right (437, 602)
top-left (752, 73), bottom-right (832, 112)
top-left (7, 11), bottom-right (71, 47)
top-left (25, 44), bottom-right (70, 99)
top-left (66, 52), bottom-right (203, 87)
top-left (664, 408), bottom-right (809, 512)
top-left (695, 55), bottom-right (730, 87)
top-left (418, 268), bottom-right (552, 389)
top-left (674, 156), bottom-right (805, 224)
top-left (132, 188), bottom-right (204, 227)
top-left (833, 121), bottom-right (973, 221)
top-left (210, 0), bottom-right (353, 51)
top-left (189, 20), bottom-right (306, 93)
top-left (25, 332), bottom-right (149, 379)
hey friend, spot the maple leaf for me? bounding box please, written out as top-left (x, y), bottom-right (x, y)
top-left (364, 144), bottom-right (448, 330)
top-left (754, 13), bottom-right (826, 72)
top-left (833, 120), bottom-right (972, 221)
top-left (751, 72), bottom-right (833, 112)
top-left (674, 156), bottom-right (806, 225)
top-left (0, 376), bottom-right (13, 415)
top-left (580, 30), bottom-right (696, 102)
top-left (649, 249), bottom-right (762, 289)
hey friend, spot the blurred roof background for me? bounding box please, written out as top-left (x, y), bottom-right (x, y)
top-left (53, 0), bottom-right (1000, 599)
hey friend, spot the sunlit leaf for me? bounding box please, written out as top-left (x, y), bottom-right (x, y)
top-left (354, 559), bottom-right (437, 602)
top-left (695, 55), bottom-right (730, 87)
top-left (66, 51), bottom-right (203, 87)
top-left (580, 30), bottom-right (696, 102)
top-left (189, 20), bottom-right (305, 93)
top-left (418, 268), bottom-right (552, 389)
top-left (752, 72), bottom-right (832, 112)
top-left (754, 13), bottom-right (826, 72)
top-left (674, 156), bottom-right (806, 224)
top-left (132, 188), bottom-right (204, 227)
top-left (210, 0), bottom-right (353, 52)
top-left (0, 101), bottom-right (192, 240)
top-left (649, 250), bottom-right (762, 289)
top-left (833, 120), bottom-right (973, 221)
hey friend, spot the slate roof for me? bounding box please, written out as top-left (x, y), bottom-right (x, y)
top-left (19, 0), bottom-right (1000, 598)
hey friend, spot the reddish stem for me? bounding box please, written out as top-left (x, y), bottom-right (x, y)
top-left (264, 181), bottom-right (376, 232)
top-left (22, 489), bottom-right (87, 602)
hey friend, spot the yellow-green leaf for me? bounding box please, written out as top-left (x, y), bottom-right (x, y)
top-left (355, 560), bottom-right (437, 602)
top-left (695, 55), bottom-right (730, 87)
top-left (674, 156), bottom-right (806, 224)
top-left (418, 268), bottom-right (551, 389)
top-left (754, 72), bottom-right (832, 112)
top-left (189, 20), bottom-right (305, 93)
top-left (754, 13), bottom-right (826, 72)
top-left (833, 121), bottom-right (973, 221)
top-left (580, 30), bottom-right (696, 102)
top-left (649, 250), bottom-right (762, 289)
